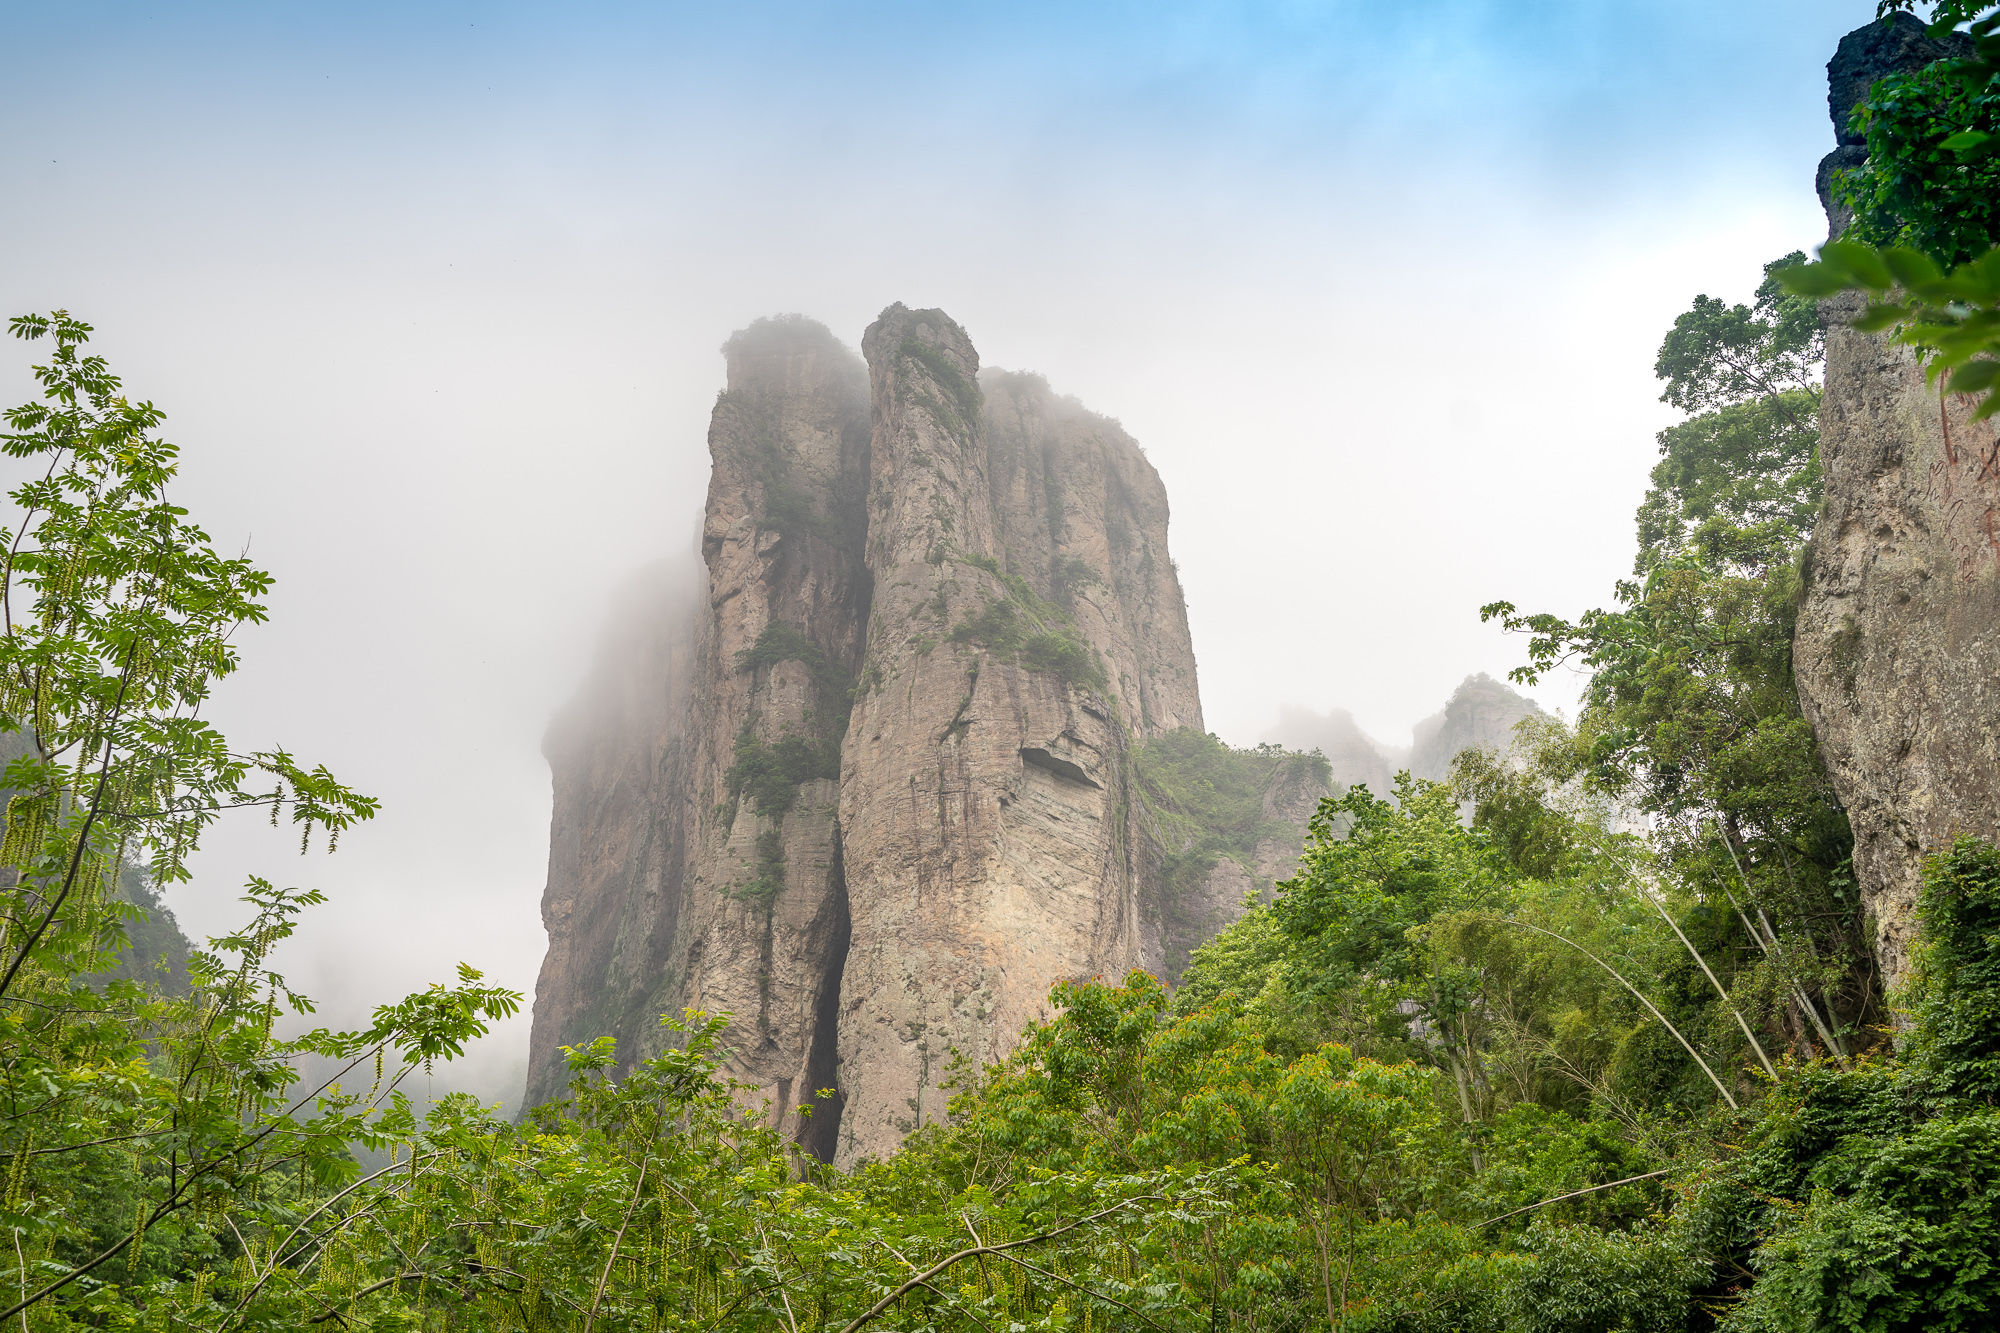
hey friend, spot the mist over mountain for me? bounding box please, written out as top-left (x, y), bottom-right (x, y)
top-left (1264, 671), bottom-right (1543, 792)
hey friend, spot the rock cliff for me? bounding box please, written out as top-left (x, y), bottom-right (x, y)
top-left (1795, 20), bottom-right (2000, 992)
top-left (529, 307), bottom-right (1228, 1165)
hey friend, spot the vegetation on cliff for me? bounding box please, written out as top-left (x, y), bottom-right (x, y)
top-left (1785, 2), bottom-right (2000, 417)
top-left (1132, 729), bottom-right (1327, 908)
top-left (7, 16), bottom-right (2000, 1319)
top-left (947, 552), bottom-right (1107, 691)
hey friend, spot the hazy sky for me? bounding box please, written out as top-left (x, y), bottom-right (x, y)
top-left (1, 0), bottom-right (1872, 1097)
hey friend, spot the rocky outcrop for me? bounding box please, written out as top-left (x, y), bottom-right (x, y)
top-left (1792, 21), bottom-right (2000, 993)
top-left (1815, 15), bottom-right (1971, 239)
top-left (1168, 753), bottom-right (1330, 977)
top-left (529, 306), bottom-right (1214, 1165)
top-left (527, 317), bottom-right (870, 1153)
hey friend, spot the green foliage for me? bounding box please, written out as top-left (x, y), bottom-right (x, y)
top-left (897, 336), bottom-right (983, 439)
top-left (1451, 731), bottom-right (1604, 881)
top-left (726, 723), bottom-right (841, 815)
top-left (1654, 254), bottom-right (1824, 416)
top-left (1505, 1219), bottom-right (1703, 1333)
top-left (1274, 778), bottom-right (1509, 997)
top-left (1836, 32), bottom-right (2000, 266)
top-left (1679, 843), bottom-right (2000, 1332)
top-left (736, 620), bottom-right (855, 712)
top-left (1784, 6), bottom-right (2000, 417)
top-left (727, 623), bottom-right (852, 824)
top-left (1048, 554), bottom-right (1100, 608)
top-left (0, 312), bottom-right (520, 1327)
top-left (731, 825), bottom-right (787, 908)
top-left (1133, 729), bottom-right (1326, 907)
top-left (1639, 256), bottom-right (1822, 575)
top-left (937, 970), bottom-right (1468, 1326)
top-left (947, 554), bottom-right (1107, 690)
top-left (1905, 837), bottom-right (2000, 1105)
top-left (1781, 239), bottom-right (2000, 417)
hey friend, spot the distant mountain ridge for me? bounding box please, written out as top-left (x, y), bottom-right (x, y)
top-left (1263, 672), bottom-right (1543, 793)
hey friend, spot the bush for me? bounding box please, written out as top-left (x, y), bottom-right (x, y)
top-left (1506, 1219), bottom-right (1704, 1333)
top-left (725, 727), bottom-right (840, 814)
top-left (1907, 837), bottom-right (2000, 1106)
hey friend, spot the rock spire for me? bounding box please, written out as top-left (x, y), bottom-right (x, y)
top-left (528, 306), bottom-right (1218, 1165)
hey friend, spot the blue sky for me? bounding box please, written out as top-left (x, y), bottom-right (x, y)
top-left (0, 0), bottom-right (1886, 1096)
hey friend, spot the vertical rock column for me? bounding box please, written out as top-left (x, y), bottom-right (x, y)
top-left (533, 303), bottom-right (1215, 1164)
top-left (528, 318), bottom-right (871, 1155)
top-left (674, 319), bottom-right (871, 1155)
top-left (834, 307), bottom-right (1153, 1166)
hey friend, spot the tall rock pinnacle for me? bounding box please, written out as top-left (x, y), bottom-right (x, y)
top-left (528, 305), bottom-right (1215, 1164)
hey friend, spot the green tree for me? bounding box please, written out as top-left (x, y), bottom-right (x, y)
top-left (0, 312), bottom-right (518, 1325)
top-left (1483, 259), bottom-right (1864, 1064)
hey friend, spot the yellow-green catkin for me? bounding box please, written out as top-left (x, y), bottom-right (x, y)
top-left (4, 1133), bottom-right (30, 1210)
top-left (0, 796), bottom-right (29, 869)
top-left (129, 1198), bottom-right (150, 1277)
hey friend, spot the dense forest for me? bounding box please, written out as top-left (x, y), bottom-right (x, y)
top-left (4, 3), bottom-right (2000, 1329)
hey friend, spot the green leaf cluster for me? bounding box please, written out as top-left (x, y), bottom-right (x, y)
top-left (1841, 6), bottom-right (2000, 266)
top-left (1781, 240), bottom-right (2000, 417)
top-left (1786, 5), bottom-right (2000, 417)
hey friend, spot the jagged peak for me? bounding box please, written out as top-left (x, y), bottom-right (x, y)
top-left (862, 303), bottom-right (979, 373)
top-left (1442, 671), bottom-right (1541, 712)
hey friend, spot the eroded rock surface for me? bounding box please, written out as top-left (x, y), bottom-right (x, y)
top-left (1798, 315), bottom-right (2000, 990)
top-left (531, 306), bottom-right (1217, 1164)
top-left (526, 317), bottom-right (869, 1153)
top-left (1795, 21), bottom-right (2000, 991)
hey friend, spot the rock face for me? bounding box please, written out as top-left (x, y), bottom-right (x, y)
top-left (1795, 21), bottom-right (2000, 992)
top-left (1171, 754), bottom-right (1331, 976)
top-left (528, 307), bottom-right (1211, 1165)
top-left (1815, 15), bottom-right (1971, 238)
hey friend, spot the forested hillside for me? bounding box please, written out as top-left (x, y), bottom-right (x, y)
top-left (4, 4), bottom-right (2000, 1330)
